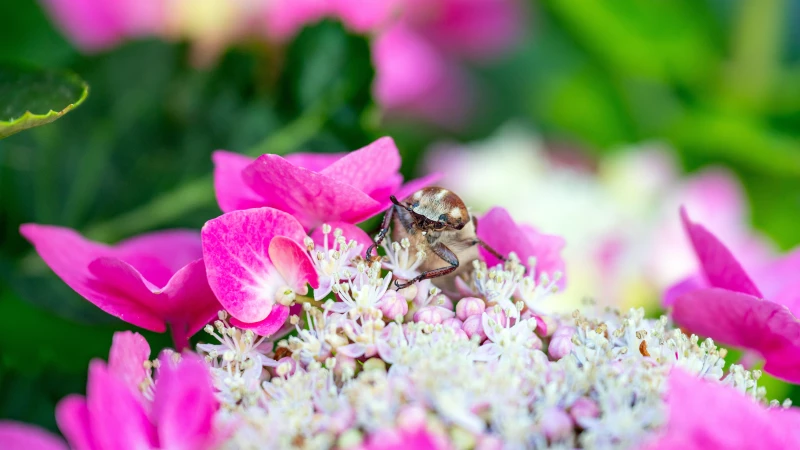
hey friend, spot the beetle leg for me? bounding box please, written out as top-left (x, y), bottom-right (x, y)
top-left (394, 242), bottom-right (459, 290)
top-left (366, 205), bottom-right (396, 261)
top-left (470, 238), bottom-right (507, 262)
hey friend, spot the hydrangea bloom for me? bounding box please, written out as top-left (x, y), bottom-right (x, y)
top-left (20, 225), bottom-right (220, 348)
top-left (666, 208), bottom-right (800, 382)
top-left (213, 137), bottom-right (440, 229)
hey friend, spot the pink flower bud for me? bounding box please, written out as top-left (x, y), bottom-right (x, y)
top-left (414, 306), bottom-right (443, 324)
top-left (475, 435), bottom-right (503, 450)
top-left (570, 397), bottom-right (600, 424)
top-left (400, 283), bottom-right (418, 301)
top-left (540, 407), bottom-right (573, 441)
top-left (456, 297), bottom-right (486, 321)
top-left (485, 307), bottom-right (507, 327)
top-left (379, 290), bottom-right (408, 321)
top-left (548, 326), bottom-right (575, 360)
top-left (442, 317), bottom-right (463, 330)
top-left (462, 314), bottom-right (487, 342)
top-left (274, 357), bottom-right (297, 377)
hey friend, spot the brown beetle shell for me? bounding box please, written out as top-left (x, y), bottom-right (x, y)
top-left (405, 187), bottom-right (470, 230)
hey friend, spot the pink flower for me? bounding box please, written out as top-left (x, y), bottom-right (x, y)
top-left (476, 207), bottom-right (567, 289)
top-left (212, 138), bottom-right (440, 229)
top-left (0, 421), bottom-right (67, 450)
top-left (57, 353), bottom-right (219, 450)
top-left (263, 0), bottom-right (332, 40)
top-left (667, 207), bottom-right (800, 382)
top-left (642, 369), bottom-right (800, 449)
top-left (362, 405), bottom-right (453, 450)
top-left (20, 225), bottom-right (220, 349)
top-left (40, 0), bottom-right (164, 51)
top-left (201, 207), bottom-right (319, 336)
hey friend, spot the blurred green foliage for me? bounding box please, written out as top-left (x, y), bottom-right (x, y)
top-left (2, 0), bottom-right (800, 433)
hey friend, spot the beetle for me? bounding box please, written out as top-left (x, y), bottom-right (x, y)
top-left (366, 187), bottom-right (506, 290)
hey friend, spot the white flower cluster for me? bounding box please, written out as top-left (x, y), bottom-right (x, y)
top-left (194, 234), bottom-right (771, 450)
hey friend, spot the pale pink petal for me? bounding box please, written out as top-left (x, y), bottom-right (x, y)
top-left (114, 230), bottom-right (203, 288)
top-left (40, 0), bottom-right (126, 51)
top-left (264, 0), bottom-right (331, 40)
top-left (243, 155), bottom-right (384, 228)
top-left (0, 421), bottom-right (68, 450)
top-left (311, 221), bottom-right (373, 250)
top-left (269, 236), bottom-right (320, 292)
top-left (751, 248), bottom-right (800, 303)
top-left (338, 343), bottom-right (367, 358)
top-left (644, 369), bottom-right (800, 449)
top-left (152, 355), bottom-right (219, 450)
top-left (108, 331), bottom-right (151, 393)
top-left (285, 152), bottom-right (346, 172)
top-left (477, 207), bottom-right (566, 289)
top-left (680, 207), bottom-right (762, 298)
top-left (55, 396), bottom-right (95, 450)
top-left (230, 304), bottom-right (291, 336)
top-left (319, 137), bottom-right (402, 195)
top-left (85, 361), bottom-right (156, 450)
top-left (671, 288), bottom-right (800, 383)
top-left (331, 0), bottom-right (401, 32)
top-left (201, 208), bottom-right (308, 323)
top-left (20, 224), bottom-right (165, 332)
top-left (212, 151), bottom-right (267, 213)
top-left (159, 259), bottom-right (221, 347)
top-left (419, 0), bottom-right (524, 60)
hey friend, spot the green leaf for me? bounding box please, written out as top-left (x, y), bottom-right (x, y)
top-left (0, 64), bottom-right (89, 139)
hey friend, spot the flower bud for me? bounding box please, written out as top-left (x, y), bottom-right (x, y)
top-left (548, 326), bottom-right (575, 360)
top-left (456, 297), bottom-right (486, 321)
top-left (570, 397), bottom-right (600, 425)
top-left (540, 407), bottom-right (573, 441)
top-left (379, 290), bottom-right (408, 321)
top-left (400, 283), bottom-right (418, 301)
top-left (414, 306), bottom-right (444, 325)
top-left (274, 357), bottom-right (297, 378)
top-left (485, 307), bottom-right (507, 327)
top-left (462, 315), bottom-right (486, 342)
top-left (442, 317), bottom-right (463, 330)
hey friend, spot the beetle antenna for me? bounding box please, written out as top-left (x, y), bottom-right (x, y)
top-left (390, 195), bottom-right (412, 211)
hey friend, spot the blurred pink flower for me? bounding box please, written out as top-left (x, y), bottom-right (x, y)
top-left (362, 405), bottom-right (453, 450)
top-left (57, 353), bottom-right (219, 450)
top-left (212, 137), bottom-right (439, 229)
top-left (642, 369), bottom-right (800, 449)
top-left (0, 421), bottom-right (67, 450)
top-left (264, 0), bottom-right (332, 40)
top-left (39, 0), bottom-right (164, 51)
top-left (477, 207), bottom-right (566, 289)
top-left (668, 208), bottom-right (800, 382)
top-left (20, 225), bottom-right (220, 349)
top-left (201, 207), bottom-right (319, 336)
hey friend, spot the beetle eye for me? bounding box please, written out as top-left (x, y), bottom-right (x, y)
top-left (438, 214), bottom-right (447, 222)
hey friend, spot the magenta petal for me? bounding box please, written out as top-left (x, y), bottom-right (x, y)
top-left (152, 355), bottom-right (218, 450)
top-left (230, 304), bottom-right (291, 336)
top-left (40, 0), bottom-right (125, 51)
top-left (311, 222), bottom-right (374, 250)
top-left (243, 154), bottom-right (384, 228)
top-left (108, 331), bottom-right (151, 394)
top-left (672, 288), bottom-right (800, 383)
top-left (21, 224), bottom-right (165, 332)
top-left (269, 236), bottom-right (319, 291)
top-left (212, 151), bottom-right (266, 213)
top-left (662, 275), bottom-right (706, 308)
top-left (56, 396), bottom-right (96, 450)
top-left (477, 208), bottom-right (566, 288)
top-left (319, 137), bottom-right (401, 195)
top-left (680, 207), bottom-right (762, 298)
top-left (115, 230), bottom-right (203, 284)
top-left (86, 361), bottom-right (156, 450)
top-left (285, 151), bottom-right (346, 172)
top-left (0, 421), bottom-right (68, 450)
top-left (201, 207), bottom-right (307, 323)
top-left (160, 259), bottom-right (221, 345)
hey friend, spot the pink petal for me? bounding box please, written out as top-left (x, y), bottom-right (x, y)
top-left (40, 0), bottom-right (126, 51)
top-left (331, 0), bottom-right (400, 32)
top-left (20, 224), bottom-right (165, 332)
top-left (201, 208), bottom-right (307, 322)
top-left (680, 207), bottom-right (762, 298)
top-left (159, 259), bottom-right (221, 348)
top-left (284, 152), bottom-right (346, 172)
top-left (229, 304), bottom-right (291, 336)
top-left (243, 154), bottom-right (384, 228)
top-left (311, 222), bottom-right (374, 250)
top-left (55, 396), bottom-right (95, 450)
top-left (476, 207), bottom-right (566, 289)
top-left (671, 288), bottom-right (800, 383)
top-left (264, 0), bottom-right (331, 40)
top-left (85, 361), bottom-right (157, 450)
top-left (319, 137), bottom-right (402, 196)
top-left (662, 275), bottom-right (706, 308)
top-left (269, 236), bottom-right (319, 292)
top-left (212, 151), bottom-right (267, 213)
top-left (0, 421), bottom-right (68, 450)
top-left (114, 230), bottom-right (203, 287)
top-left (645, 368), bottom-right (800, 449)
top-left (152, 355), bottom-right (219, 450)
top-left (108, 331), bottom-right (151, 394)
top-left (751, 248), bottom-right (800, 309)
